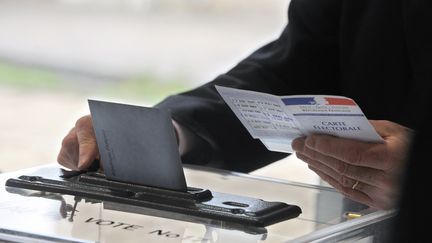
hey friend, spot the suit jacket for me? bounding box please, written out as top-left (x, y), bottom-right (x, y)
top-left (156, 0), bottom-right (431, 172)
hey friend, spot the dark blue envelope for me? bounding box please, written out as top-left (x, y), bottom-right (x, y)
top-left (88, 99), bottom-right (187, 191)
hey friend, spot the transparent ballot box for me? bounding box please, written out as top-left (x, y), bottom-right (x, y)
top-left (0, 164), bottom-right (394, 242)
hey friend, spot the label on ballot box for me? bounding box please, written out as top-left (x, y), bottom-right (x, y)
top-left (216, 86), bottom-right (384, 153)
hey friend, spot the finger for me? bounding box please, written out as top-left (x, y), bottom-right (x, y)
top-left (306, 163), bottom-right (369, 195)
top-left (305, 157), bottom-right (395, 209)
top-left (296, 152), bottom-right (379, 193)
top-left (304, 134), bottom-right (389, 170)
top-left (296, 144), bottom-right (392, 190)
top-left (295, 138), bottom-right (351, 175)
top-left (370, 120), bottom-right (413, 167)
top-left (296, 152), bottom-right (355, 188)
top-left (292, 136), bottom-right (307, 152)
top-left (75, 116), bottom-right (99, 170)
top-left (308, 165), bottom-right (376, 208)
top-left (369, 120), bottom-right (412, 138)
top-left (343, 177), bottom-right (397, 210)
top-left (57, 128), bottom-right (80, 170)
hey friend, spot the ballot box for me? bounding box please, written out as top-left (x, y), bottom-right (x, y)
top-left (0, 164), bottom-right (395, 243)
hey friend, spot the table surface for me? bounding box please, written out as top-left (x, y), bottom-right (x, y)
top-left (0, 164), bottom-right (394, 243)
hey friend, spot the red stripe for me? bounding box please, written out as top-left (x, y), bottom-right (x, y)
top-left (324, 97), bottom-right (356, 106)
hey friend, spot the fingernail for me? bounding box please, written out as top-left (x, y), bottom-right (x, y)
top-left (292, 137), bottom-right (306, 151)
top-left (305, 135), bottom-right (317, 149)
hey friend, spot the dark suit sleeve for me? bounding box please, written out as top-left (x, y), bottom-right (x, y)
top-left (155, 0), bottom-right (341, 172)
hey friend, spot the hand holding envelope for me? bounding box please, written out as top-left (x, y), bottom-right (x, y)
top-left (54, 100), bottom-right (303, 226)
top-left (58, 100), bottom-right (187, 191)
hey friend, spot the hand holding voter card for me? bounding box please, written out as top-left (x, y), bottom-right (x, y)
top-left (215, 86), bottom-right (383, 153)
top-left (216, 86), bottom-right (413, 209)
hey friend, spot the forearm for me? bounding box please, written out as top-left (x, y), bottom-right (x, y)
top-left (156, 2), bottom-right (341, 170)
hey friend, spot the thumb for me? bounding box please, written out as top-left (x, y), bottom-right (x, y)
top-left (75, 116), bottom-right (99, 170)
top-left (77, 138), bottom-right (99, 170)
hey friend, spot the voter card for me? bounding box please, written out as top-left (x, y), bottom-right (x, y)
top-left (281, 95), bottom-right (384, 143)
top-left (88, 99), bottom-right (188, 191)
top-left (216, 86), bottom-right (384, 154)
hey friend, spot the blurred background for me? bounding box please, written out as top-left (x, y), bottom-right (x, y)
top-left (0, 0), bottom-right (318, 185)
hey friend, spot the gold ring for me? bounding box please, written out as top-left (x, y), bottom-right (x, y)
top-left (352, 180), bottom-right (359, 190)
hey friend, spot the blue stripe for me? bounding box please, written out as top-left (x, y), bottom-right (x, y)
top-left (282, 97), bottom-right (316, 105)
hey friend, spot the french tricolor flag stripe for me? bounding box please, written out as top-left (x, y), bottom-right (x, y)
top-left (282, 97), bottom-right (316, 105)
top-left (282, 97), bottom-right (357, 106)
top-left (324, 97), bottom-right (357, 106)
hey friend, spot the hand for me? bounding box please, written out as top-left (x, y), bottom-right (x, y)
top-left (292, 120), bottom-right (413, 209)
top-left (57, 115), bottom-right (183, 171)
top-left (57, 115), bottom-right (99, 170)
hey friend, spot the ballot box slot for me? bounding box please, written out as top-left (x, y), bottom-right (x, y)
top-left (78, 173), bottom-right (213, 202)
top-left (10, 174), bottom-right (204, 207)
